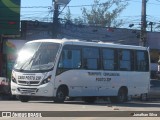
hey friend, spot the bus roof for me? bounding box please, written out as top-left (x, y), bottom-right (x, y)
top-left (27, 38), bottom-right (148, 50)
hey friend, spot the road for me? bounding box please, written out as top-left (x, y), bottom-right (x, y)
top-left (0, 99), bottom-right (160, 120)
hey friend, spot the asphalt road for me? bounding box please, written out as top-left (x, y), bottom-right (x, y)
top-left (0, 99), bottom-right (160, 120)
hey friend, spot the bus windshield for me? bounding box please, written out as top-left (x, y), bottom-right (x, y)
top-left (14, 42), bottom-right (60, 72)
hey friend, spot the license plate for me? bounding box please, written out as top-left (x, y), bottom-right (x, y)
top-left (21, 91), bottom-right (31, 95)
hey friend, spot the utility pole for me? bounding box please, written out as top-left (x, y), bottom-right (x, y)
top-left (52, 0), bottom-right (59, 38)
top-left (140, 0), bottom-right (147, 46)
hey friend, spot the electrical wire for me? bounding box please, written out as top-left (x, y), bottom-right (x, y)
top-left (0, 0), bottom-right (160, 32)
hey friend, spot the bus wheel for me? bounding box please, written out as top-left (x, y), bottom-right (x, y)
top-left (117, 88), bottom-right (128, 103)
top-left (83, 97), bottom-right (96, 103)
top-left (110, 88), bottom-right (128, 103)
top-left (54, 87), bottom-right (67, 103)
top-left (19, 96), bottom-right (30, 102)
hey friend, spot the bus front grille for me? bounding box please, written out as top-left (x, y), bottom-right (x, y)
top-left (17, 87), bottom-right (38, 94)
top-left (18, 80), bottom-right (40, 86)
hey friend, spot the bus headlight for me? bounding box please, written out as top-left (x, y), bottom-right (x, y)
top-left (41, 75), bottom-right (52, 85)
top-left (11, 74), bottom-right (17, 83)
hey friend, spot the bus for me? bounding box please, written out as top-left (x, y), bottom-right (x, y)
top-left (11, 39), bottom-right (150, 103)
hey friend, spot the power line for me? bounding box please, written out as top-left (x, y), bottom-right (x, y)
top-left (0, 0), bottom-right (159, 9)
top-left (66, 0), bottom-right (160, 8)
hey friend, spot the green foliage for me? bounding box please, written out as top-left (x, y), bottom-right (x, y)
top-left (73, 17), bottom-right (84, 25)
top-left (64, 7), bottom-right (72, 21)
top-left (155, 24), bottom-right (160, 31)
top-left (63, 0), bottom-right (128, 27)
top-left (82, 0), bottom-right (128, 27)
top-left (64, 7), bottom-right (84, 25)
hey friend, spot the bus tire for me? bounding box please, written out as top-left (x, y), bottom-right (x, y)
top-left (110, 88), bottom-right (128, 103)
top-left (54, 87), bottom-right (67, 103)
top-left (83, 97), bottom-right (96, 103)
top-left (19, 96), bottom-right (30, 102)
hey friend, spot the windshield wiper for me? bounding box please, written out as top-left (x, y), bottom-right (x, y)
top-left (19, 56), bottom-right (34, 71)
top-left (19, 43), bottom-right (42, 71)
top-left (19, 51), bottom-right (38, 71)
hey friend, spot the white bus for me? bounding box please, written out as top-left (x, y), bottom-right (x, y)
top-left (11, 39), bottom-right (150, 103)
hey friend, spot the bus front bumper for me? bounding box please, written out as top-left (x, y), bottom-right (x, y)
top-left (11, 81), bottom-right (54, 97)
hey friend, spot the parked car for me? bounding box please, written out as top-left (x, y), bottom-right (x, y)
top-left (148, 80), bottom-right (160, 99)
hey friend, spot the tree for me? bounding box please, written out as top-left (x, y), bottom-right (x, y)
top-left (73, 17), bottom-right (83, 25)
top-left (155, 24), bottom-right (160, 32)
top-left (64, 7), bottom-right (72, 21)
top-left (64, 7), bottom-right (84, 25)
top-left (82, 0), bottom-right (128, 27)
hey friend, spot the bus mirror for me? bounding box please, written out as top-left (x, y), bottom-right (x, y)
top-left (67, 51), bottom-right (72, 59)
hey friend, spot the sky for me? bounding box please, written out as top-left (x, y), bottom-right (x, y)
top-left (20, 0), bottom-right (160, 31)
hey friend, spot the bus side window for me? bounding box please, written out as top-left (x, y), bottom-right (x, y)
top-left (82, 47), bottom-right (99, 70)
top-left (118, 49), bottom-right (131, 71)
top-left (58, 50), bottom-right (71, 69)
top-left (58, 52), bottom-right (64, 68)
top-left (57, 49), bottom-right (81, 74)
top-left (67, 50), bottom-right (72, 59)
top-left (119, 50), bottom-right (123, 60)
top-left (102, 48), bottom-right (115, 70)
top-left (136, 51), bottom-right (149, 71)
